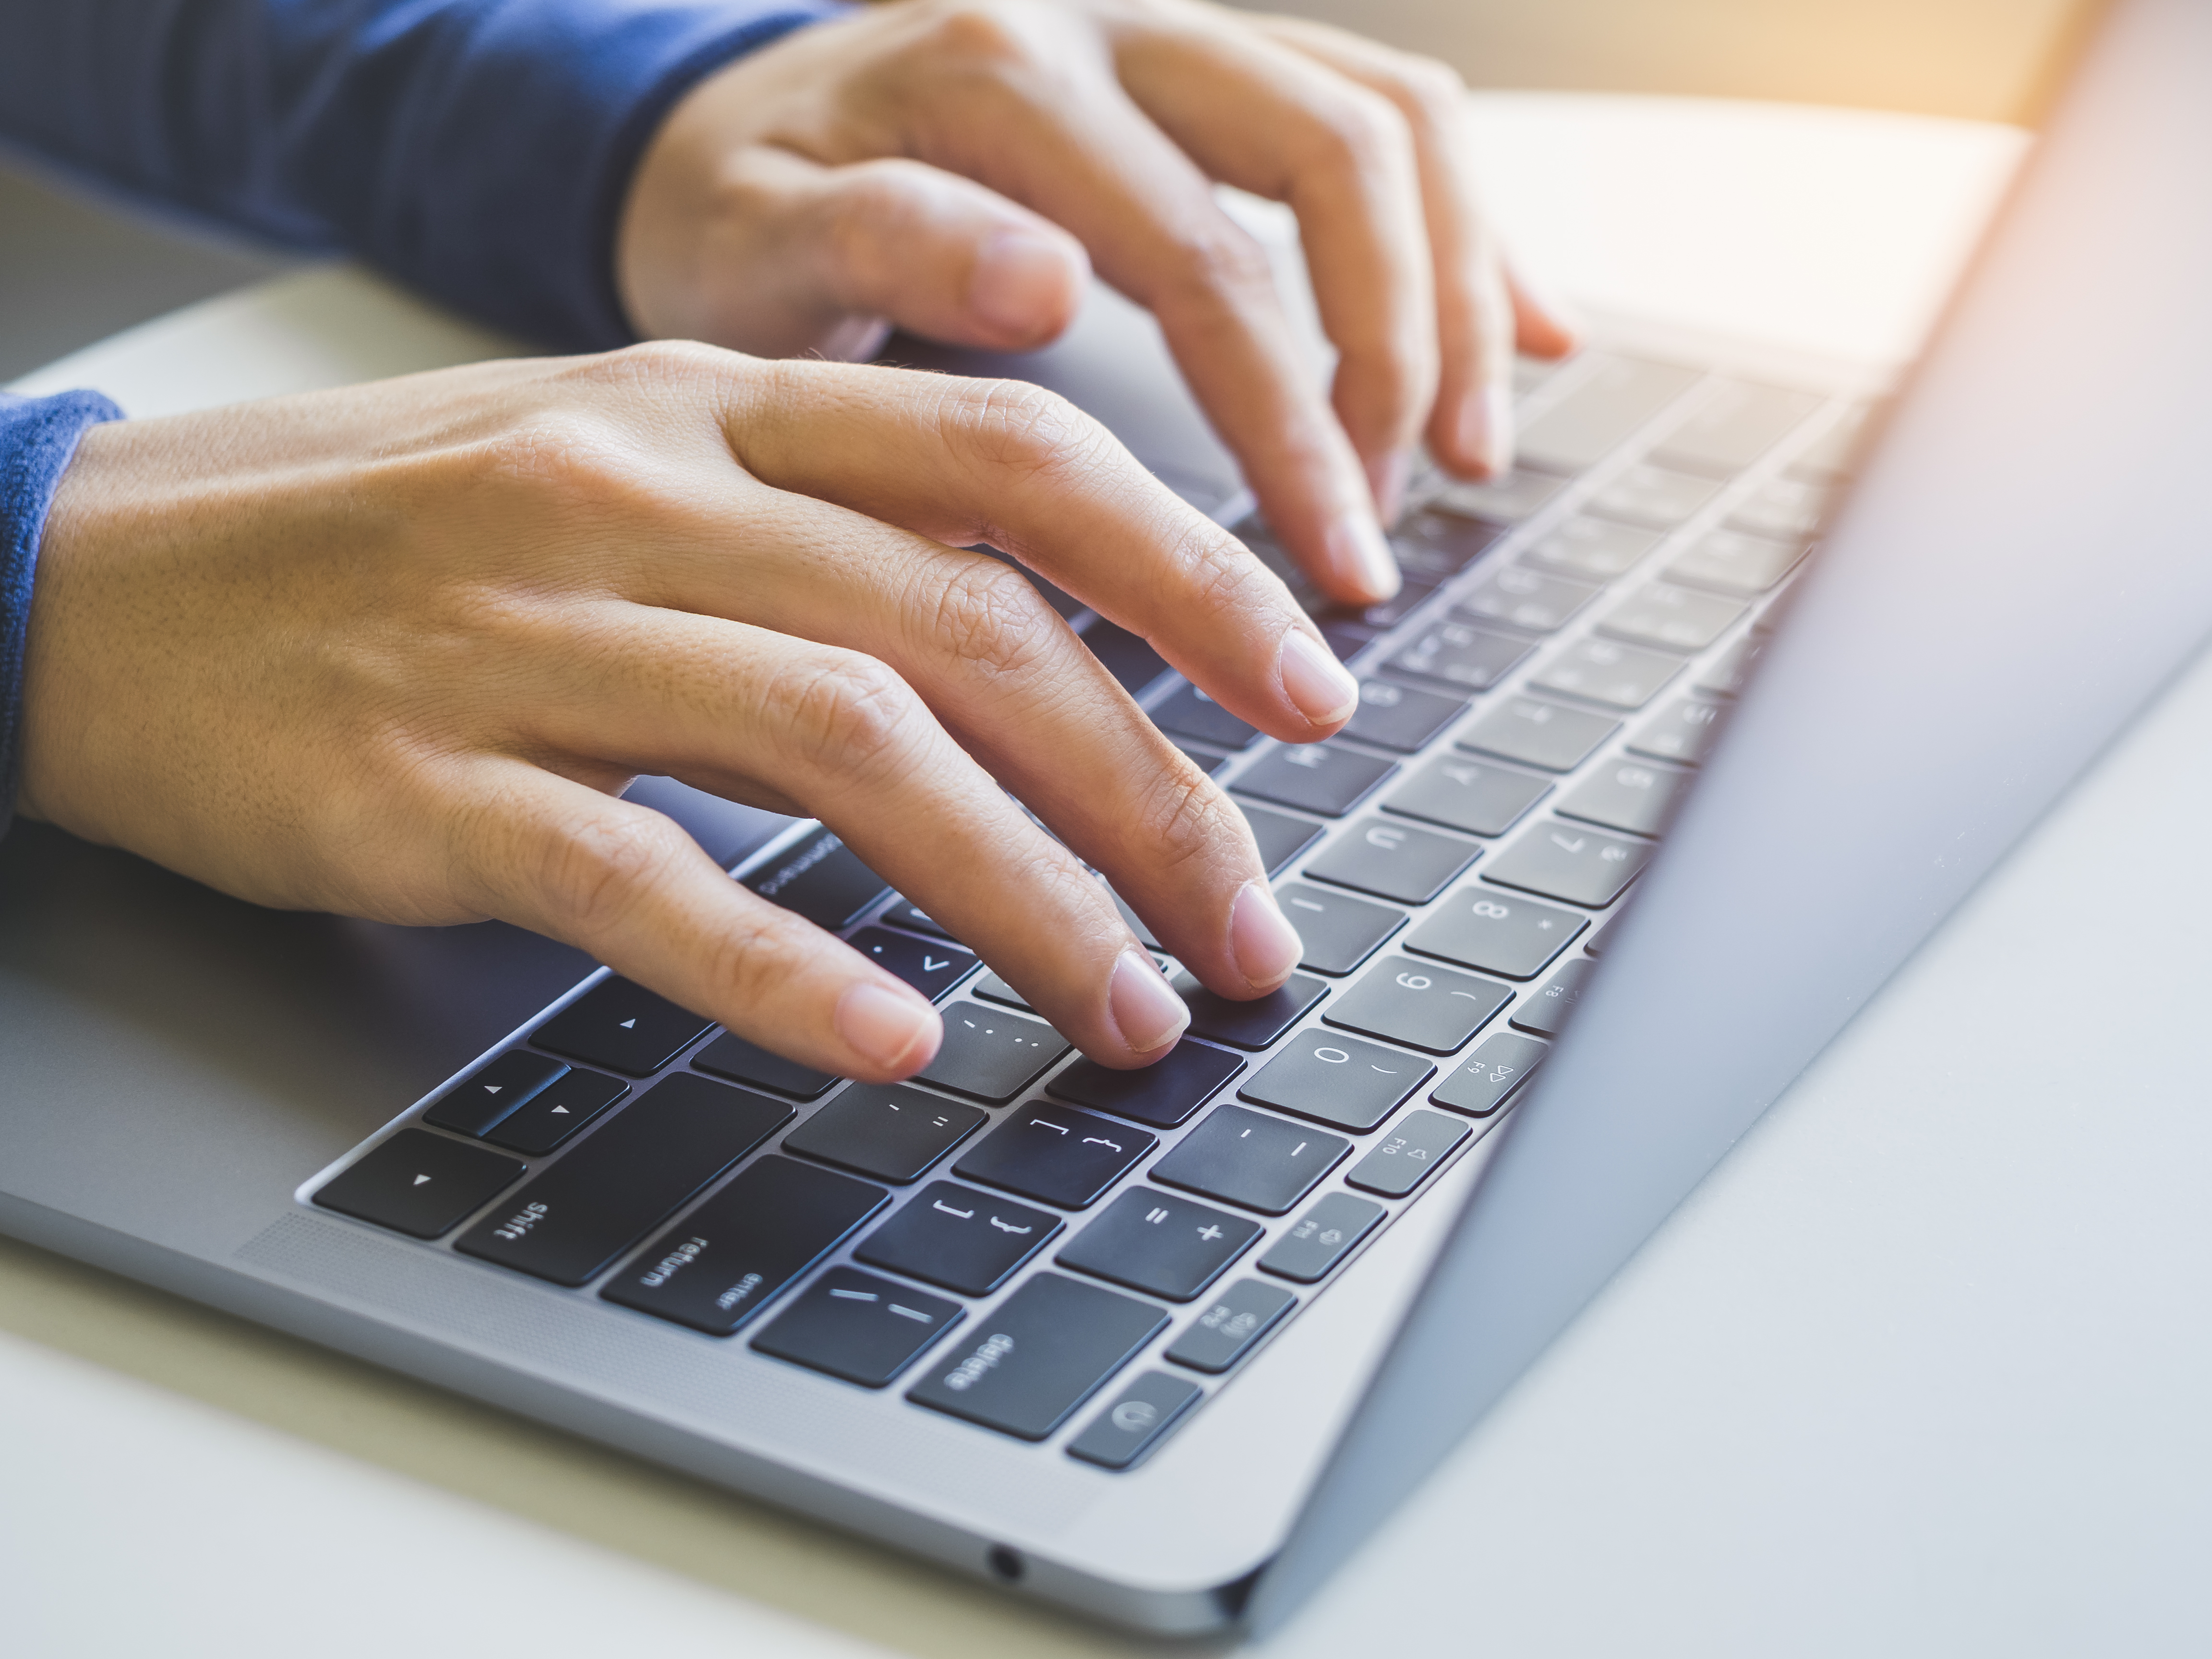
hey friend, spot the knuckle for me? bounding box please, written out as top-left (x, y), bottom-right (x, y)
top-left (918, 1), bottom-right (1044, 72)
top-left (1390, 54), bottom-right (1468, 126)
top-left (1317, 84), bottom-right (1414, 180)
top-left (781, 649), bottom-right (929, 780)
top-left (938, 376), bottom-right (1111, 478)
top-left (924, 558), bottom-right (1055, 680)
top-left (1129, 757), bottom-right (1238, 876)
top-left (1170, 221), bottom-right (1277, 303)
top-left (533, 804), bottom-right (691, 935)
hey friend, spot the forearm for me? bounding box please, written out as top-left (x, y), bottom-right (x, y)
top-left (0, 0), bottom-right (847, 348)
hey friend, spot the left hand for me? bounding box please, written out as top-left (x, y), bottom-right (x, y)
top-left (614, 0), bottom-right (1578, 608)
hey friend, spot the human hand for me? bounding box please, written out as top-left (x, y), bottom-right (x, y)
top-left (615, 0), bottom-right (1578, 607)
top-left (21, 345), bottom-right (1359, 1080)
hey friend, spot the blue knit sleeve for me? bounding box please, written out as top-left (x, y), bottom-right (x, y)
top-left (0, 391), bottom-right (125, 840)
top-left (0, 0), bottom-right (850, 350)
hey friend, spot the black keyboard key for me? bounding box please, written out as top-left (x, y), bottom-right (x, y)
top-left (1082, 617), bottom-right (1172, 695)
top-left (1234, 744), bottom-right (1398, 818)
top-left (1667, 528), bottom-right (1804, 596)
top-left (691, 1031), bottom-right (839, 1101)
top-left (971, 970), bottom-right (1031, 1011)
top-left (1147, 1105), bottom-right (1348, 1215)
top-left (1405, 886), bottom-right (1585, 979)
top-left (533, 977), bottom-right (715, 1076)
top-left (1390, 508), bottom-right (1503, 577)
top-left (1520, 516), bottom-right (1660, 583)
top-left (1559, 756), bottom-right (1693, 838)
top-left (781, 1084), bottom-right (986, 1183)
top-left (1598, 584), bottom-right (1747, 653)
top-left (1588, 462), bottom-right (1721, 529)
top-left (1324, 956), bottom-right (1511, 1055)
top-left (1067, 1371), bottom-right (1204, 1469)
top-left (1654, 378), bottom-right (1821, 476)
top-left (1515, 353), bottom-right (1699, 473)
top-left (910, 1273), bottom-right (1169, 1438)
top-left (455, 1075), bottom-right (791, 1286)
top-left (1165, 1279), bottom-right (1297, 1374)
top-left (1276, 882), bottom-right (1404, 975)
top-left (1241, 802), bottom-right (1327, 876)
top-left (1452, 565), bottom-right (1600, 634)
top-left (1258, 1191), bottom-right (1385, 1283)
top-left (602, 1155), bottom-right (887, 1334)
top-left (1431, 1032), bottom-right (1549, 1117)
top-left (1512, 959), bottom-right (1595, 1036)
top-left (1384, 754), bottom-right (1551, 838)
top-left (1318, 618), bottom-right (1376, 662)
top-left (1456, 697), bottom-right (1619, 773)
top-left (1056, 1190), bottom-right (1262, 1301)
top-left (1319, 577), bottom-right (1438, 634)
top-left (1529, 637), bottom-right (1685, 710)
top-left (882, 897), bottom-right (962, 943)
top-left (1389, 621), bottom-right (1535, 692)
top-left (1304, 816), bottom-right (1478, 905)
top-left (1172, 971), bottom-right (1326, 1050)
top-left (1150, 681), bottom-right (1262, 751)
top-left (742, 829), bottom-right (890, 931)
top-left (752, 1266), bottom-right (963, 1387)
top-left (917, 1005), bottom-right (1070, 1102)
top-left (1628, 695), bottom-right (1728, 764)
top-left (853, 1181), bottom-right (1061, 1296)
top-left (425, 1050), bottom-right (566, 1138)
top-left (1238, 1030), bottom-right (1433, 1133)
top-left (1341, 678), bottom-right (1467, 753)
top-left (847, 926), bottom-right (977, 1002)
top-left (1049, 1040), bottom-right (1244, 1129)
top-left (1429, 467), bottom-right (1567, 525)
top-left (484, 1065), bottom-right (629, 1154)
top-left (952, 1102), bottom-right (1155, 1208)
top-left (1486, 820), bottom-right (1653, 909)
top-left (1345, 1109), bottom-right (1470, 1197)
top-left (313, 1129), bottom-right (525, 1239)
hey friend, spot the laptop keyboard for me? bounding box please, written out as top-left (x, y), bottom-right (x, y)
top-left (308, 349), bottom-right (1868, 1467)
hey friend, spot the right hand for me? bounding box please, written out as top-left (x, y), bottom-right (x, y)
top-left (21, 344), bottom-right (1358, 1080)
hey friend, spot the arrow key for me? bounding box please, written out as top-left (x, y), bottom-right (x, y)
top-left (313, 1129), bottom-right (525, 1239)
top-left (534, 977), bottom-right (715, 1075)
top-left (424, 1049), bottom-right (566, 1138)
top-left (485, 1065), bottom-right (628, 1154)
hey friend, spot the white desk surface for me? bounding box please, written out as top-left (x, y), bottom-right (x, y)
top-left (12, 96), bottom-right (2210, 1658)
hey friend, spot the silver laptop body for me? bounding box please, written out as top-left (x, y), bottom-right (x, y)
top-left (4, 0), bottom-right (2208, 1634)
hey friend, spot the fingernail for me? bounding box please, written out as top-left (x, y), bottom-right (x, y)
top-left (1458, 384), bottom-right (1516, 479)
top-left (834, 981), bottom-right (942, 1073)
top-left (1369, 449), bottom-right (1413, 524)
top-left (967, 227), bottom-right (1078, 340)
top-left (1108, 949), bottom-right (1190, 1054)
top-left (1326, 513), bottom-right (1401, 603)
top-left (1279, 626), bottom-right (1360, 727)
top-left (1228, 881), bottom-right (1302, 991)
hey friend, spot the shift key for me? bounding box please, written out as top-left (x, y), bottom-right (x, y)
top-left (457, 1074), bottom-right (792, 1286)
top-left (908, 1273), bottom-right (1169, 1441)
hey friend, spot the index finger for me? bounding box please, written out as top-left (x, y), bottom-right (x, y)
top-left (908, 67), bottom-right (1403, 607)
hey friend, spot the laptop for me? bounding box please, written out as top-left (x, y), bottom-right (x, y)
top-left (4, 0), bottom-right (2208, 1635)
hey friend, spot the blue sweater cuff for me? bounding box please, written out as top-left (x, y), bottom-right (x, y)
top-left (1, 390), bottom-right (124, 841)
